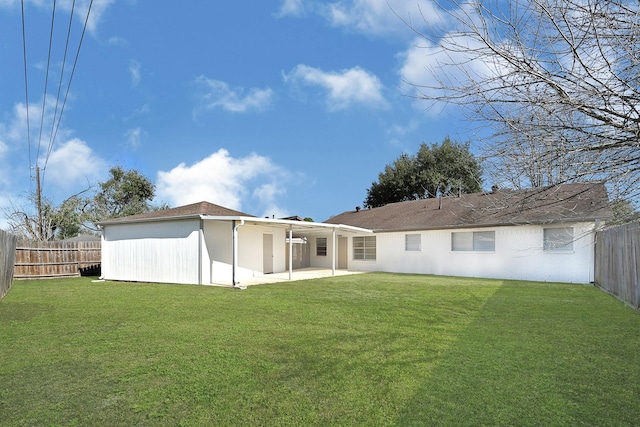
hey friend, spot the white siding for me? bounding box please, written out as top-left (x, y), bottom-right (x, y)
top-left (102, 219), bottom-right (201, 284)
top-left (347, 223), bottom-right (596, 284)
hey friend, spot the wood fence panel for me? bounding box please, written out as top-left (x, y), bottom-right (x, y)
top-left (1, 229), bottom-right (18, 299)
top-left (13, 240), bottom-right (101, 279)
top-left (595, 222), bottom-right (640, 309)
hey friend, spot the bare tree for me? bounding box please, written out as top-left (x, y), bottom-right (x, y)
top-left (4, 195), bottom-right (57, 241)
top-left (409, 0), bottom-right (640, 207)
top-left (3, 188), bottom-right (92, 241)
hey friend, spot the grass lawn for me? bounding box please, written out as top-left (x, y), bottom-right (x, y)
top-left (1, 273), bottom-right (639, 426)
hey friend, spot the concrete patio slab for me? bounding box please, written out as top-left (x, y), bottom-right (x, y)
top-left (209, 268), bottom-right (366, 288)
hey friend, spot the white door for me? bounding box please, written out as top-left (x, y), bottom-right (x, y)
top-left (263, 234), bottom-right (273, 274)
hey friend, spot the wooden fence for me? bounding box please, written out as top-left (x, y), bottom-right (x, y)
top-left (594, 222), bottom-right (640, 309)
top-left (1, 229), bottom-right (18, 299)
top-left (13, 240), bottom-right (101, 279)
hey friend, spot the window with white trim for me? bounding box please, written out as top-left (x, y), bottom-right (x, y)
top-left (451, 231), bottom-right (495, 252)
top-left (316, 237), bottom-right (327, 256)
top-left (353, 236), bottom-right (376, 260)
top-left (543, 227), bottom-right (574, 252)
top-left (405, 234), bottom-right (421, 251)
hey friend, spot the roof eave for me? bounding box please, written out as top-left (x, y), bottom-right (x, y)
top-left (370, 216), bottom-right (610, 233)
top-left (200, 215), bottom-right (373, 234)
top-left (97, 214), bottom-right (204, 226)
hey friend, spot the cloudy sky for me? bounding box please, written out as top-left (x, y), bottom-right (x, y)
top-left (0, 0), bottom-right (472, 226)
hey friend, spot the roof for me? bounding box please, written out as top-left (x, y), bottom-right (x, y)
top-left (98, 201), bottom-right (254, 225)
top-left (324, 182), bottom-right (613, 232)
top-left (97, 201), bottom-right (371, 235)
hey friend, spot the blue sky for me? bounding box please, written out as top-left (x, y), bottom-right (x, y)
top-left (0, 0), bottom-right (473, 226)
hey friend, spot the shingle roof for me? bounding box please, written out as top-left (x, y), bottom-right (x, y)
top-left (324, 182), bottom-right (613, 231)
top-left (98, 201), bottom-right (254, 225)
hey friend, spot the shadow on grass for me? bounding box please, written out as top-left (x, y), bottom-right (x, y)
top-left (394, 281), bottom-right (640, 426)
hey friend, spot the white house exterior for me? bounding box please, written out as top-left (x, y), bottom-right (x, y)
top-left (325, 183), bottom-right (612, 284)
top-left (99, 202), bottom-right (370, 286)
top-left (100, 183), bottom-right (612, 286)
top-left (336, 222), bottom-right (598, 283)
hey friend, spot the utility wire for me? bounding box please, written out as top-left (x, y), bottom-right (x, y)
top-left (44, 0), bottom-right (76, 173)
top-left (20, 0), bottom-right (33, 183)
top-left (36, 0), bottom-right (57, 167)
top-left (42, 0), bottom-right (94, 183)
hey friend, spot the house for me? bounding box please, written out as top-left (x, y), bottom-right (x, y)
top-left (98, 202), bottom-right (371, 287)
top-left (99, 182), bottom-right (612, 286)
top-left (324, 182), bottom-right (612, 284)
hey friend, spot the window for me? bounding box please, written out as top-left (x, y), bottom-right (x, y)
top-left (353, 236), bottom-right (376, 260)
top-left (316, 237), bottom-right (327, 256)
top-left (451, 231), bottom-right (495, 252)
top-left (544, 227), bottom-right (573, 252)
top-left (405, 234), bottom-right (421, 251)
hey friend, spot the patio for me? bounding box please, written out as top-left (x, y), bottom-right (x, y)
top-left (210, 268), bottom-right (366, 288)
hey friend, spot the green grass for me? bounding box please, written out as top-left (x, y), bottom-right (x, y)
top-left (1, 273), bottom-right (639, 426)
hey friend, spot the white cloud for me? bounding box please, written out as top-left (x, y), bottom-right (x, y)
top-left (0, 140), bottom-right (8, 186)
top-left (275, 0), bottom-right (438, 38)
top-left (398, 32), bottom-right (501, 115)
top-left (386, 119), bottom-right (419, 146)
top-left (284, 64), bottom-right (387, 111)
top-left (193, 76), bottom-right (273, 114)
top-left (85, 0), bottom-right (117, 33)
top-left (156, 149), bottom-right (289, 216)
top-left (0, 98), bottom-right (107, 208)
top-left (276, 0), bottom-right (306, 17)
top-left (0, 0), bottom-right (116, 34)
top-left (107, 36), bottom-right (128, 47)
top-left (40, 138), bottom-right (108, 189)
top-left (129, 59), bottom-right (141, 86)
top-left (124, 127), bottom-right (144, 149)
top-left (252, 182), bottom-right (288, 219)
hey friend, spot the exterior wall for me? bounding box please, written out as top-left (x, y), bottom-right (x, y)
top-left (102, 219), bottom-right (201, 285)
top-left (308, 234), bottom-right (336, 269)
top-left (202, 220), bottom-right (287, 285)
top-left (346, 222), bottom-right (596, 284)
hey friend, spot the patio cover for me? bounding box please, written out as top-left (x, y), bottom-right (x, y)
top-left (200, 215), bottom-right (372, 288)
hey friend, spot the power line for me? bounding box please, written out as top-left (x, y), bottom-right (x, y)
top-left (35, 0), bottom-right (57, 168)
top-left (20, 0), bottom-right (33, 183)
top-left (41, 0), bottom-right (94, 184)
top-left (44, 0), bottom-right (77, 176)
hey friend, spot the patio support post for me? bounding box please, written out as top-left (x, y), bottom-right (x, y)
top-left (332, 228), bottom-right (336, 276)
top-left (232, 219), bottom-right (244, 288)
top-left (288, 227), bottom-right (293, 281)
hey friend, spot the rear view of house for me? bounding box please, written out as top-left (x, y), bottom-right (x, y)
top-left (99, 202), bottom-right (369, 286)
top-left (100, 182), bottom-right (612, 286)
top-left (324, 183), bottom-right (613, 284)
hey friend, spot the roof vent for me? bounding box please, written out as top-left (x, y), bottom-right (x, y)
top-left (491, 185), bottom-right (499, 193)
top-left (355, 206), bottom-right (361, 212)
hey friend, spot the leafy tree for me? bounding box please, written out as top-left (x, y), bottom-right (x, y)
top-left (410, 0), bottom-right (640, 206)
top-left (85, 166), bottom-right (159, 229)
top-left (365, 138), bottom-right (482, 208)
top-left (52, 194), bottom-right (90, 239)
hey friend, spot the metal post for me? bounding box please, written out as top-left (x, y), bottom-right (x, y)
top-left (288, 227), bottom-right (293, 280)
top-left (332, 228), bottom-right (336, 276)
